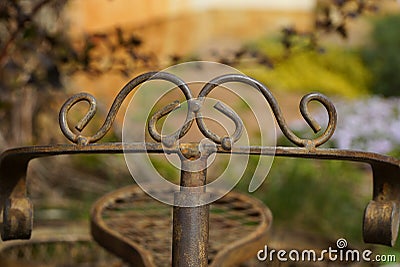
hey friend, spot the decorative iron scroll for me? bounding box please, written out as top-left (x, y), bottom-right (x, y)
top-left (59, 72), bottom-right (337, 150)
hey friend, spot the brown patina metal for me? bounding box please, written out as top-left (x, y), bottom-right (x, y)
top-left (172, 147), bottom-right (209, 267)
top-left (0, 71), bottom-right (400, 266)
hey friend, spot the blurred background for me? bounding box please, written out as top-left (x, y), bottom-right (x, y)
top-left (1, 0), bottom-right (400, 265)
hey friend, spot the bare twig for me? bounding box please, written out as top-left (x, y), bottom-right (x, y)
top-left (0, 0), bottom-right (54, 65)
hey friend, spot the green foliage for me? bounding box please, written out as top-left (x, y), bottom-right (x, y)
top-left (362, 14), bottom-right (400, 96)
top-left (149, 155), bottom-right (180, 184)
top-left (237, 156), bottom-right (369, 243)
top-left (240, 39), bottom-right (370, 98)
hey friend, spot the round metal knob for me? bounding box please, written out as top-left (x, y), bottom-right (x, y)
top-left (1, 197), bottom-right (33, 241)
top-left (363, 200), bottom-right (400, 246)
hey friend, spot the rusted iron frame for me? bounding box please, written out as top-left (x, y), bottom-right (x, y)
top-left (0, 70), bottom-right (399, 267)
top-left (1, 143), bottom-right (399, 246)
top-left (55, 71), bottom-right (340, 265)
top-left (55, 70), bottom-right (341, 266)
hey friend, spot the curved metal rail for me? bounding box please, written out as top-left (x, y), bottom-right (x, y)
top-left (1, 143), bottom-right (399, 246)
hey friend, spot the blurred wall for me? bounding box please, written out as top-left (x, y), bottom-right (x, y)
top-left (67, 0), bottom-right (315, 33)
top-left (64, 0), bottom-right (316, 110)
top-left (66, 0), bottom-right (316, 60)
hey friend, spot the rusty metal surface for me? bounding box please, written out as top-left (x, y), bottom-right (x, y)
top-left (172, 155), bottom-right (209, 267)
top-left (90, 185), bottom-right (272, 267)
top-left (363, 200), bottom-right (399, 246)
top-left (59, 72), bottom-right (193, 146)
top-left (197, 75), bottom-right (337, 149)
top-left (0, 70), bottom-right (399, 255)
top-left (59, 73), bottom-right (336, 149)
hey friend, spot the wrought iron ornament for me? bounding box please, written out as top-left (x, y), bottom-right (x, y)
top-left (59, 72), bottom-right (337, 150)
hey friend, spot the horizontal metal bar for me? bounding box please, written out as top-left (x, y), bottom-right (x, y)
top-left (1, 143), bottom-right (399, 167)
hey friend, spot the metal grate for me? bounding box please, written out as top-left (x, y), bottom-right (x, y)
top-left (91, 185), bottom-right (272, 267)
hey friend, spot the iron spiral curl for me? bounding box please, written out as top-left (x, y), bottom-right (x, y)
top-left (197, 74), bottom-right (337, 149)
top-left (59, 72), bottom-right (193, 145)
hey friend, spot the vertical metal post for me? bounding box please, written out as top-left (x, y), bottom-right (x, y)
top-left (172, 147), bottom-right (210, 267)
